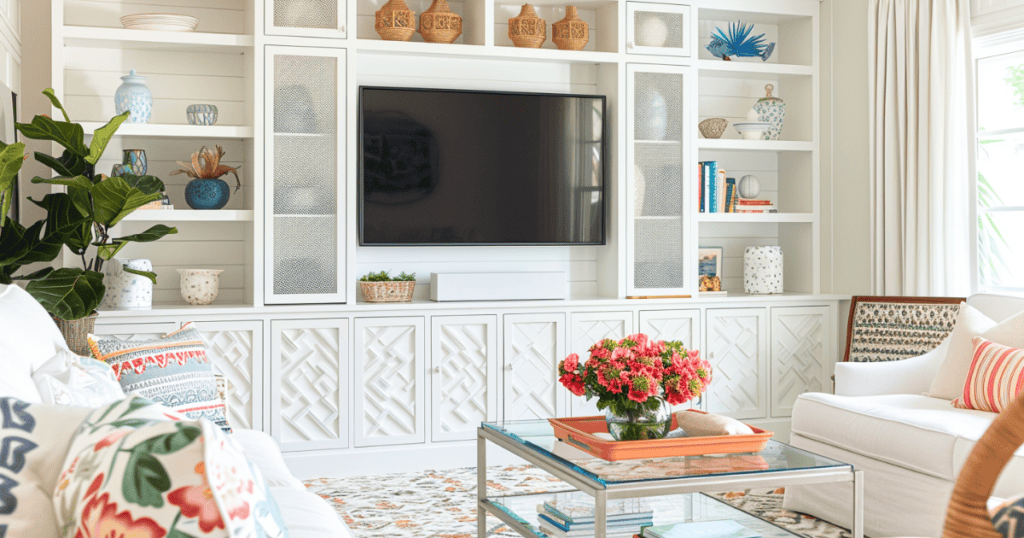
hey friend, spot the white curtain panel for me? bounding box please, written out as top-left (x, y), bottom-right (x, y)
top-left (869, 0), bottom-right (975, 296)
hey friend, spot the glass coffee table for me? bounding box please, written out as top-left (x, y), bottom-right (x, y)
top-left (478, 420), bottom-right (863, 538)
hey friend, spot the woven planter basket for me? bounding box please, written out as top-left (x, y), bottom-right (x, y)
top-left (360, 281), bottom-right (415, 303)
top-left (51, 312), bottom-right (99, 357)
top-left (509, 4), bottom-right (546, 48)
top-left (552, 6), bottom-right (589, 51)
top-left (699, 118), bottom-right (729, 139)
top-left (420, 0), bottom-right (462, 43)
top-left (375, 0), bottom-right (416, 41)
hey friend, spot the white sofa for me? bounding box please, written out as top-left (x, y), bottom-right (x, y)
top-left (0, 283), bottom-right (352, 538)
top-left (783, 294), bottom-right (1024, 538)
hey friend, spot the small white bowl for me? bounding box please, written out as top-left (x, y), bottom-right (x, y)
top-left (733, 122), bottom-right (770, 140)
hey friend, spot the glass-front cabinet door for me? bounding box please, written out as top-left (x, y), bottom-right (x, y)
top-left (265, 0), bottom-right (347, 38)
top-left (265, 46), bottom-right (347, 304)
top-left (627, 2), bottom-right (691, 57)
top-left (626, 64), bottom-right (691, 298)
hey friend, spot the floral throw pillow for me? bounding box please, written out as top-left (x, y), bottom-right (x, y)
top-left (54, 396), bottom-right (288, 538)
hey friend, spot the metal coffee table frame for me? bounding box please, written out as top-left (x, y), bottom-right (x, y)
top-left (477, 425), bottom-right (863, 538)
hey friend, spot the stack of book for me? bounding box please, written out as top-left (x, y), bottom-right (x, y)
top-left (637, 520), bottom-right (761, 538)
top-left (735, 200), bottom-right (776, 213)
top-left (537, 495), bottom-right (653, 538)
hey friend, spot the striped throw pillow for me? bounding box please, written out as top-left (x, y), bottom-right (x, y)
top-left (953, 337), bottom-right (1024, 413)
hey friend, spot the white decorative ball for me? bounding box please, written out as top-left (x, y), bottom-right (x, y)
top-left (636, 17), bottom-right (668, 47)
top-left (738, 175), bottom-right (761, 199)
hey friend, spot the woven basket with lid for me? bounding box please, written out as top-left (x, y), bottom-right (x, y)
top-left (509, 4), bottom-right (546, 48)
top-left (420, 0), bottom-right (462, 43)
top-left (360, 281), bottom-right (416, 303)
top-left (375, 0), bottom-right (416, 41)
top-left (552, 6), bottom-right (589, 51)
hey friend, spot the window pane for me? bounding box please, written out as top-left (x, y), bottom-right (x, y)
top-left (978, 210), bottom-right (1024, 289)
top-left (978, 51), bottom-right (1024, 132)
top-left (978, 136), bottom-right (1024, 208)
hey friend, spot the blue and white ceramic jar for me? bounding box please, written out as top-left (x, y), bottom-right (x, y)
top-left (114, 70), bottom-right (152, 123)
top-left (753, 84), bottom-right (785, 141)
top-left (184, 178), bottom-right (231, 210)
top-left (744, 246), bottom-right (783, 294)
top-left (186, 104), bottom-right (218, 125)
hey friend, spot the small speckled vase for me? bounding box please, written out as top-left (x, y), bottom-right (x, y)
top-left (184, 178), bottom-right (230, 210)
top-left (101, 258), bottom-right (153, 310)
top-left (114, 70), bottom-right (152, 124)
top-left (178, 269), bottom-right (224, 305)
top-left (744, 246), bottom-right (783, 294)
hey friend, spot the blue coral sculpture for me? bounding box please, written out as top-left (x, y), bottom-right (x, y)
top-left (706, 22), bottom-right (775, 62)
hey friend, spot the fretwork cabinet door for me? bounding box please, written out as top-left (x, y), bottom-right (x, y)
top-left (569, 312), bottom-right (634, 417)
top-left (197, 320), bottom-right (265, 433)
top-left (271, 319), bottom-right (349, 452)
top-left (503, 313), bottom-right (567, 421)
top-left (705, 308), bottom-right (767, 420)
top-left (771, 306), bottom-right (830, 418)
top-left (353, 317), bottom-right (426, 447)
top-left (639, 308), bottom-right (704, 410)
top-left (431, 315), bottom-right (497, 442)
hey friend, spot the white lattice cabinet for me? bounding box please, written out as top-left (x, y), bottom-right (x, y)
top-left (568, 311), bottom-right (634, 417)
top-left (271, 319), bottom-right (349, 451)
top-left (771, 306), bottom-right (830, 418)
top-left (639, 309), bottom-right (701, 350)
top-left (503, 313), bottom-right (567, 421)
top-left (706, 308), bottom-right (767, 420)
top-left (430, 315), bottom-right (497, 442)
top-left (353, 317), bottom-right (425, 447)
top-left (199, 321), bottom-right (264, 432)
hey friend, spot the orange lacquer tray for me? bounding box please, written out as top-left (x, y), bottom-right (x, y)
top-left (548, 410), bottom-right (774, 461)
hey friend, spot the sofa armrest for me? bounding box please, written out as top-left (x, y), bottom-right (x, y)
top-left (231, 429), bottom-right (304, 490)
top-left (834, 338), bottom-right (949, 397)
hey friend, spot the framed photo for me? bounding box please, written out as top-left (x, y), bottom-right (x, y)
top-left (698, 247), bottom-right (723, 277)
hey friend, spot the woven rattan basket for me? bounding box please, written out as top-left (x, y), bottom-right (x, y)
top-left (420, 0), bottom-right (462, 43)
top-left (509, 4), bottom-right (546, 48)
top-left (51, 312), bottom-right (99, 357)
top-left (552, 6), bottom-right (589, 51)
top-left (360, 281), bottom-right (416, 303)
top-left (699, 118), bottom-right (729, 139)
top-left (375, 0), bottom-right (416, 41)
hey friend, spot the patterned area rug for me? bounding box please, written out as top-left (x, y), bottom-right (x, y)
top-left (303, 465), bottom-right (860, 538)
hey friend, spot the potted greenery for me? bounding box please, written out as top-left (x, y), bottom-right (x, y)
top-left (0, 89), bottom-right (177, 354)
top-left (359, 270), bottom-right (416, 303)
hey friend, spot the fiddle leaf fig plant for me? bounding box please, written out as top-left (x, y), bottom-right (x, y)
top-left (0, 88), bottom-right (178, 320)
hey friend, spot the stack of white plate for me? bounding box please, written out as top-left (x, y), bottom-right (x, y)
top-left (120, 13), bottom-right (199, 32)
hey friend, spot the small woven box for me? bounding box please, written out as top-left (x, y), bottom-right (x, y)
top-left (360, 281), bottom-right (416, 303)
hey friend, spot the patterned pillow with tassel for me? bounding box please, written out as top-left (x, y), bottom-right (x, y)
top-left (87, 323), bottom-right (231, 432)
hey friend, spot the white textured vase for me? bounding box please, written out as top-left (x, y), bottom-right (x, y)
top-left (101, 258), bottom-right (153, 310)
top-left (743, 246), bottom-right (783, 294)
top-left (178, 269), bottom-right (224, 306)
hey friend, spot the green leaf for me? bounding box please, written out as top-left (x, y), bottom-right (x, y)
top-left (34, 150), bottom-right (87, 177)
top-left (118, 397), bottom-right (155, 419)
top-left (10, 267), bottom-right (54, 281)
top-left (0, 219), bottom-right (62, 272)
top-left (108, 418), bottom-right (152, 429)
top-left (87, 111), bottom-right (129, 165)
top-left (167, 529), bottom-right (199, 538)
top-left (35, 193), bottom-right (92, 252)
top-left (42, 88), bottom-right (71, 123)
top-left (91, 176), bottom-right (162, 227)
top-left (17, 115), bottom-right (87, 157)
top-left (122, 451), bottom-right (170, 508)
top-left (141, 423), bottom-right (202, 455)
top-left (95, 241), bottom-right (127, 261)
top-left (121, 174), bottom-right (165, 196)
top-left (122, 266), bottom-right (157, 285)
top-left (68, 185), bottom-right (93, 218)
top-left (0, 142), bottom-right (24, 224)
top-left (115, 225), bottom-right (177, 244)
top-left (24, 267), bottom-right (104, 320)
top-left (30, 175), bottom-right (93, 191)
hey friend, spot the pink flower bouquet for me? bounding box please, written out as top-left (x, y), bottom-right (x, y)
top-left (557, 333), bottom-right (712, 440)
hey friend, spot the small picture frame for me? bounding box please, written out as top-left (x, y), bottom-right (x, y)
top-left (698, 247), bottom-right (723, 277)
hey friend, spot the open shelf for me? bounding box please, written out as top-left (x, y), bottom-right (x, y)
top-left (355, 39), bottom-right (620, 64)
top-left (698, 212), bottom-right (813, 223)
top-left (81, 122), bottom-right (254, 139)
top-left (63, 26), bottom-right (253, 53)
top-left (123, 210), bottom-right (254, 222)
top-left (698, 60), bottom-right (814, 77)
top-left (698, 139), bottom-right (814, 152)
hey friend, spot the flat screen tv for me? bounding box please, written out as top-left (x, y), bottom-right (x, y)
top-left (359, 87), bottom-right (606, 246)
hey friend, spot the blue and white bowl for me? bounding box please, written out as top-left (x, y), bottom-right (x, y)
top-left (186, 104), bottom-right (218, 126)
top-left (733, 121), bottom-right (771, 140)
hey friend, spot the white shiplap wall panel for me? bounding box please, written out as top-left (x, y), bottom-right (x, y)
top-left (65, 0), bottom-right (247, 34)
top-left (698, 77), bottom-right (784, 141)
top-left (699, 223), bottom-right (779, 293)
top-left (356, 54), bottom-right (602, 298)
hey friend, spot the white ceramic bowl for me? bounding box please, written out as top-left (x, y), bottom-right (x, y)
top-left (733, 121), bottom-right (771, 140)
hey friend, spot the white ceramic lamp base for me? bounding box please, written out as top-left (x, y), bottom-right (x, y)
top-left (743, 246), bottom-right (783, 294)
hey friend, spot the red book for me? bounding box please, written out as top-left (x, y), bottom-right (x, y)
top-left (737, 199), bottom-right (773, 205)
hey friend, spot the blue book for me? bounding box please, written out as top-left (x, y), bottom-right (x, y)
top-left (706, 161), bottom-right (718, 213)
top-left (643, 520), bottom-right (760, 538)
top-left (538, 513), bottom-right (653, 532)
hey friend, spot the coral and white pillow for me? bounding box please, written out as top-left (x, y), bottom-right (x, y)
top-left (953, 337), bottom-right (1024, 413)
top-left (929, 305), bottom-right (1024, 400)
top-left (55, 395), bottom-right (287, 538)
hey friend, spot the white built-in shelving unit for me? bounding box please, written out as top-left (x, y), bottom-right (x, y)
top-left (39, 0), bottom-right (837, 477)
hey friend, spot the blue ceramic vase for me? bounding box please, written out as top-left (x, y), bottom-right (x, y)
top-left (114, 70), bottom-right (152, 123)
top-left (184, 178), bottom-right (230, 210)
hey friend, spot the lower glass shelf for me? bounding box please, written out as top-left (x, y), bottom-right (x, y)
top-left (486, 491), bottom-right (801, 538)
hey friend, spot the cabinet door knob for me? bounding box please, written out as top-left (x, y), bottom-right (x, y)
top-left (627, 41), bottom-right (636, 49)
top-left (505, 364), bottom-right (513, 371)
top-left (340, 24), bottom-right (346, 33)
top-left (434, 366), bottom-right (441, 373)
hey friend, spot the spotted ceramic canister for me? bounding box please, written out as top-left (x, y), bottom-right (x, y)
top-left (101, 258), bottom-right (153, 310)
top-left (114, 70), bottom-right (152, 124)
top-left (743, 246), bottom-right (783, 294)
top-left (177, 269), bottom-right (224, 305)
top-left (753, 84), bottom-right (785, 141)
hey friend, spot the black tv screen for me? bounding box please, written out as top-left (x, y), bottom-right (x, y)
top-left (359, 87), bottom-right (606, 246)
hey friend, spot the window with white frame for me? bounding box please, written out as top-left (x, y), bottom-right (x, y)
top-left (976, 42), bottom-right (1024, 292)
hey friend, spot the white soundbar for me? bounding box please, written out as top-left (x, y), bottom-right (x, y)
top-left (430, 272), bottom-right (568, 302)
